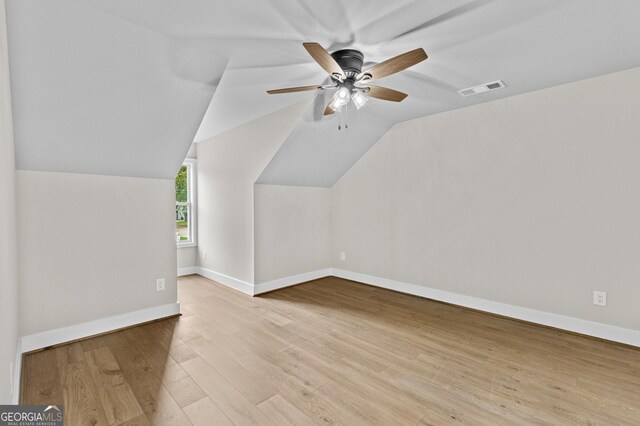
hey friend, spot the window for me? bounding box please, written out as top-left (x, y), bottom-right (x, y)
top-left (176, 159), bottom-right (196, 247)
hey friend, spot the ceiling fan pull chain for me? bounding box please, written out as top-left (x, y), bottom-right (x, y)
top-left (345, 103), bottom-right (349, 130)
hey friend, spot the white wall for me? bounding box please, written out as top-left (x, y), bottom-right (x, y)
top-left (332, 67), bottom-right (640, 331)
top-left (17, 171), bottom-right (177, 335)
top-left (185, 143), bottom-right (197, 161)
top-left (0, 0), bottom-right (19, 403)
top-left (177, 247), bottom-right (196, 269)
top-left (196, 101), bottom-right (309, 283)
top-left (254, 184), bottom-right (331, 283)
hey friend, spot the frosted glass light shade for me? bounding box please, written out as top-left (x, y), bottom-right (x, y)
top-left (352, 91), bottom-right (368, 109)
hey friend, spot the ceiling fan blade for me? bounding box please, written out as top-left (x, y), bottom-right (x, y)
top-left (266, 84), bottom-right (334, 94)
top-left (363, 86), bottom-right (408, 102)
top-left (324, 93), bottom-right (336, 115)
top-left (357, 48), bottom-right (427, 82)
top-left (303, 42), bottom-right (345, 79)
top-left (324, 105), bottom-right (335, 115)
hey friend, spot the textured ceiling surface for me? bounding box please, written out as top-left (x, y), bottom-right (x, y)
top-left (7, 0), bottom-right (640, 182)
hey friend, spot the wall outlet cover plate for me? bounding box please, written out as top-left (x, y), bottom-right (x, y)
top-left (593, 290), bottom-right (607, 306)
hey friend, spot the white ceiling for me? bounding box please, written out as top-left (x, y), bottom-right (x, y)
top-left (257, 102), bottom-right (395, 187)
top-left (6, 1), bottom-right (225, 179)
top-left (7, 0), bottom-right (640, 182)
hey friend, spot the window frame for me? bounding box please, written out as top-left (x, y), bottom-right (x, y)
top-left (176, 158), bottom-right (197, 248)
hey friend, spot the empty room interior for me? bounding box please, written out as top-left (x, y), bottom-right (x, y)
top-left (2, 0), bottom-right (640, 424)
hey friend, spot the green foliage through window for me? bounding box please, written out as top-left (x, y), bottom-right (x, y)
top-left (176, 164), bottom-right (192, 243)
top-left (176, 165), bottom-right (188, 202)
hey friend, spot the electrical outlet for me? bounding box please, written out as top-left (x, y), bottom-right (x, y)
top-left (340, 252), bottom-right (346, 261)
top-left (156, 278), bottom-right (166, 292)
top-left (203, 251), bottom-right (207, 260)
top-left (593, 291), bottom-right (606, 307)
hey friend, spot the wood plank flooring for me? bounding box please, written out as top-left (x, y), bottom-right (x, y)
top-left (22, 275), bottom-right (640, 425)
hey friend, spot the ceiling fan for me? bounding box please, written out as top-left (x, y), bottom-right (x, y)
top-left (267, 43), bottom-right (428, 116)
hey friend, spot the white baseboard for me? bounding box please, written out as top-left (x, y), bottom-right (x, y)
top-left (254, 268), bottom-right (332, 295)
top-left (12, 338), bottom-right (22, 404)
top-left (196, 266), bottom-right (253, 295)
top-left (178, 266), bottom-right (198, 277)
top-left (194, 267), bottom-right (332, 296)
top-left (20, 302), bottom-right (181, 354)
top-left (188, 265), bottom-right (640, 347)
top-left (331, 268), bottom-right (640, 348)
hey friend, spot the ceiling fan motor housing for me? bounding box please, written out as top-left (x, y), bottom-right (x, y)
top-left (331, 49), bottom-right (364, 79)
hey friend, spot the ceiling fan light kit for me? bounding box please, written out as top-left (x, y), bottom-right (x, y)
top-left (351, 91), bottom-right (368, 110)
top-left (267, 42), bottom-right (428, 129)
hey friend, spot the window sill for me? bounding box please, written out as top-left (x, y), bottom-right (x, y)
top-left (177, 243), bottom-right (197, 249)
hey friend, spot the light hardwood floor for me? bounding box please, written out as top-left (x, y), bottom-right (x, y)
top-left (22, 275), bottom-right (640, 425)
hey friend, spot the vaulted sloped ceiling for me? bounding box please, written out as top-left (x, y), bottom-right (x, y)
top-left (7, 0), bottom-right (640, 183)
top-left (6, 1), bottom-right (226, 179)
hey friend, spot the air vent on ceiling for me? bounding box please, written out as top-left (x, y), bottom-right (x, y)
top-left (457, 80), bottom-right (506, 97)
